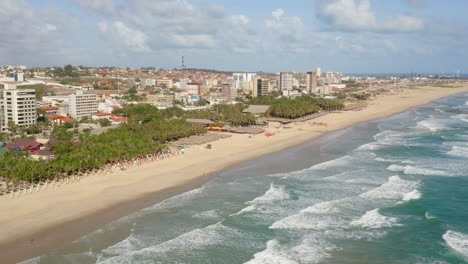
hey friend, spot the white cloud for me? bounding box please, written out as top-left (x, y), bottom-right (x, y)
top-left (317, 0), bottom-right (424, 33)
top-left (265, 9), bottom-right (308, 42)
top-left (99, 21), bottom-right (151, 52)
top-left (0, 0), bottom-right (80, 65)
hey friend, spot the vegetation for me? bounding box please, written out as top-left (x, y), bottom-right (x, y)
top-left (351, 93), bottom-right (372, 100)
top-left (0, 115), bottom-right (205, 184)
top-left (113, 104), bottom-right (255, 126)
top-left (18, 84), bottom-right (47, 100)
top-left (248, 95), bottom-right (344, 118)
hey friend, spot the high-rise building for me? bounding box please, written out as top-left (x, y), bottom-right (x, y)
top-left (306, 72), bottom-right (318, 94)
top-left (0, 83), bottom-right (37, 131)
top-left (186, 83), bottom-right (201, 95)
top-left (221, 81), bottom-right (237, 101)
top-left (69, 91), bottom-right (98, 120)
top-left (252, 77), bottom-right (270, 97)
top-left (233, 72), bottom-right (256, 82)
top-left (280, 72), bottom-right (294, 91)
top-left (316, 67), bottom-right (322, 78)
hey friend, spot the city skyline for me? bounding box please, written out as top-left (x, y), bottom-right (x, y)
top-left (2, 0), bottom-right (468, 73)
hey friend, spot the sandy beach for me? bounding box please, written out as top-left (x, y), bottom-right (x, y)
top-left (1, 84), bottom-right (468, 263)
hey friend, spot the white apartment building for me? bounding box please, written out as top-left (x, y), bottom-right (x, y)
top-left (144, 78), bottom-right (156, 87)
top-left (233, 72), bottom-right (256, 82)
top-left (69, 91), bottom-right (98, 120)
top-left (280, 72), bottom-right (294, 91)
top-left (0, 83), bottom-right (37, 131)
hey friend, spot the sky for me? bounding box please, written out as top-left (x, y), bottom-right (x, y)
top-left (1, 0), bottom-right (468, 74)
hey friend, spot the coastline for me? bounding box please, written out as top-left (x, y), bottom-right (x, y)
top-left (2, 85), bottom-right (468, 263)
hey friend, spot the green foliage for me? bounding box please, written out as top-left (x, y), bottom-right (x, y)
top-left (351, 93), bottom-right (371, 100)
top-left (248, 95), bottom-right (344, 119)
top-left (195, 99), bottom-right (210, 106)
top-left (59, 77), bottom-right (81, 85)
top-left (19, 84), bottom-right (47, 100)
top-left (51, 126), bottom-right (75, 140)
top-left (98, 118), bottom-right (112, 127)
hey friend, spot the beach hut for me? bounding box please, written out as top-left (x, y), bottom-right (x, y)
top-left (242, 105), bottom-right (271, 115)
top-left (6, 139), bottom-right (42, 152)
top-left (221, 124), bottom-right (232, 132)
top-left (186, 118), bottom-right (215, 127)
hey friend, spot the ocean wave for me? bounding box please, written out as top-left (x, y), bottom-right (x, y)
top-left (244, 240), bottom-right (299, 264)
top-left (308, 155), bottom-right (352, 170)
top-left (248, 184), bottom-right (290, 204)
top-left (229, 205), bottom-right (256, 217)
top-left (375, 157), bottom-right (400, 163)
top-left (402, 190), bottom-right (422, 201)
top-left (300, 199), bottom-right (343, 214)
top-left (424, 211), bottom-right (436, 220)
top-left (387, 164), bottom-right (452, 176)
top-left (192, 209), bottom-right (221, 220)
top-left (356, 142), bottom-right (382, 151)
top-left (360, 175), bottom-right (420, 201)
top-left (442, 230), bottom-right (468, 259)
top-left (141, 186), bottom-right (206, 212)
top-left (417, 119), bottom-right (451, 131)
top-left (447, 146), bottom-right (468, 158)
top-left (350, 209), bottom-right (400, 229)
top-left (99, 222), bottom-right (242, 264)
top-left (17, 257), bottom-right (41, 264)
top-left (454, 114), bottom-right (468, 123)
top-left (269, 213), bottom-right (343, 230)
top-left (244, 238), bottom-right (337, 264)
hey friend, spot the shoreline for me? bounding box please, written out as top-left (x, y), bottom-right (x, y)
top-left (2, 85), bottom-right (468, 263)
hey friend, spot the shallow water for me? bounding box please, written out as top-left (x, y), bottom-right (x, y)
top-left (23, 93), bottom-right (468, 264)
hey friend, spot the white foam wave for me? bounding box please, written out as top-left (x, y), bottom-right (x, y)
top-left (424, 211), bottom-right (436, 220)
top-left (375, 157), bottom-right (400, 163)
top-left (357, 143), bottom-right (381, 151)
top-left (270, 213), bottom-right (342, 230)
top-left (244, 240), bottom-right (298, 264)
top-left (308, 155), bottom-right (352, 170)
top-left (387, 164), bottom-right (451, 176)
top-left (447, 146), bottom-right (468, 158)
top-left (300, 200), bottom-right (342, 214)
top-left (350, 209), bottom-right (400, 229)
top-left (454, 114), bottom-right (468, 123)
top-left (17, 257), bottom-right (41, 264)
top-left (229, 205), bottom-right (256, 217)
top-left (244, 238), bottom-right (337, 264)
top-left (443, 230), bottom-right (468, 259)
top-left (360, 175), bottom-right (420, 201)
top-left (192, 209), bottom-right (220, 219)
top-left (248, 184), bottom-right (290, 204)
top-left (141, 186), bottom-right (206, 212)
top-left (99, 222), bottom-right (239, 264)
top-left (402, 190), bottom-right (422, 201)
top-left (417, 119), bottom-right (450, 131)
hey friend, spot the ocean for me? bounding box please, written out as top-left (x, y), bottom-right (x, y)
top-left (22, 93), bottom-right (468, 264)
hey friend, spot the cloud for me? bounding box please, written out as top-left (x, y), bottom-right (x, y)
top-left (317, 0), bottom-right (424, 33)
top-left (265, 8), bottom-right (309, 42)
top-left (0, 0), bottom-right (81, 65)
top-left (72, 0), bottom-right (121, 18)
top-left (76, 0), bottom-right (259, 54)
top-left (98, 21), bottom-right (151, 52)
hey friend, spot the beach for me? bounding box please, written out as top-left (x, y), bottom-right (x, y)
top-left (2, 84), bottom-right (468, 263)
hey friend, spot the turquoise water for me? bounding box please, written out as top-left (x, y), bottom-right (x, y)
top-left (23, 93), bottom-right (468, 264)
